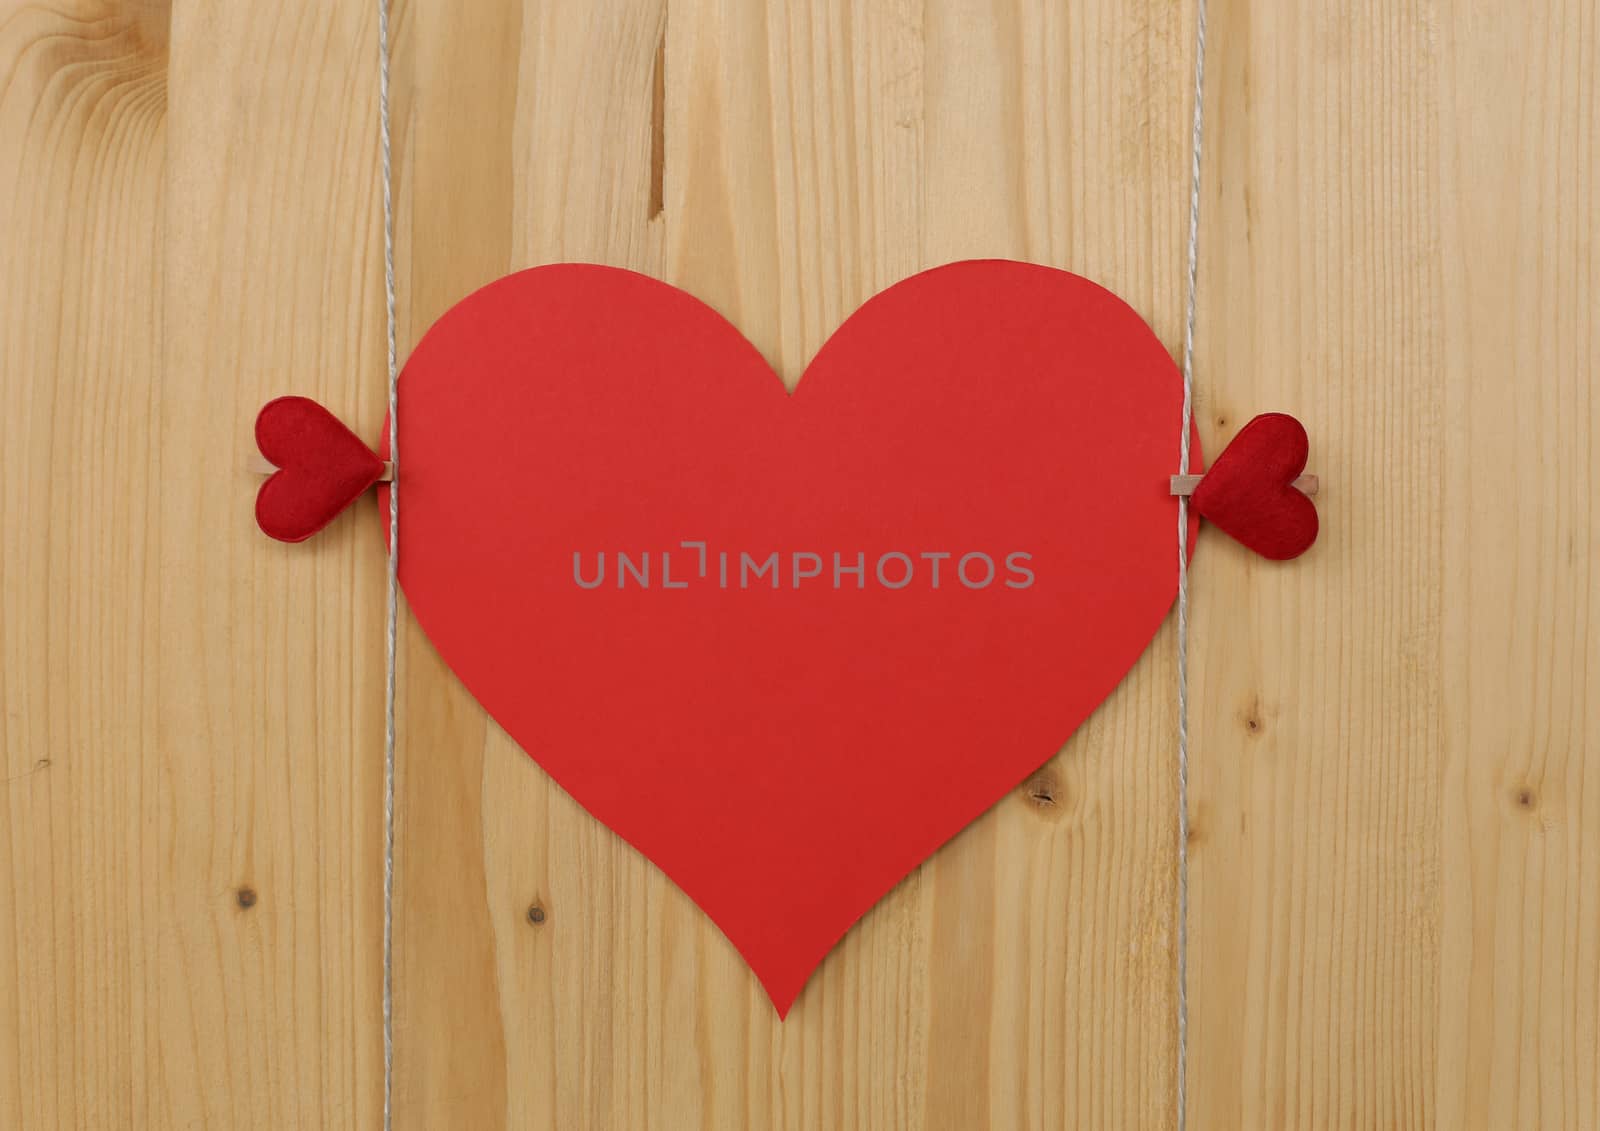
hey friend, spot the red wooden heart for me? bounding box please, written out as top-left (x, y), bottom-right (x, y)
top-left (381, 260), bottom-right (1199, 1015)
top-left (1191, 412), bottom-right (1318, 560)
top-left (255, 396), bottom-right (385, 543)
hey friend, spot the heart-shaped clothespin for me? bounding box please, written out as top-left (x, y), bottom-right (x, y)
top-left (254, 396), bottom-right (390, 543)
top-left (1171, 412), bottom-right (1319, 560)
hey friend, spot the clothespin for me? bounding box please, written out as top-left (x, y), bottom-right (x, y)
top-left (252, 396), bottom-right (391, 543)
top-left (1171, 412), bottom-right (1320, 560)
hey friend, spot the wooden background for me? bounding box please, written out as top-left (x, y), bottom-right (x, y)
top-left (2, 0), bottom-right (1595, 1127)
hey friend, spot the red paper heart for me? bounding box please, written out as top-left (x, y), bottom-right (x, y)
top-left (381, 260), bottom-right (1199, 1015)
top-left (255, 396), bottom-right (385, 543)
top-left (1191, 412), bottom-right (1317, 560)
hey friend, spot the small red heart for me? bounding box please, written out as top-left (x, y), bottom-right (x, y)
top-left (255, 396), bottom-right (384, 543)
top-left (1191, 412), bottom-right (1318, 559)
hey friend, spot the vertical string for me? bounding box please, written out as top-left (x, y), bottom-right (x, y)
top-left (1175, 0), bottom-right (1209, 1128)
top-left (376, 0), bottom-right (400, 1128)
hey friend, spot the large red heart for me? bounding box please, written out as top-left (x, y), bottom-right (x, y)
top-left (382, 260), bottom-right (1199, 1015)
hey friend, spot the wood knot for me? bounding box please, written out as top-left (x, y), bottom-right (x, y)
top-left (1239, 694), bottom-right (1266, 738)
top-left (1510, 784), bottom-right (1539, 812)
top-left (235, 887), bottom-right (258, 910)
top-left (1020, 770), bottom-right (1076, 823)
top-left (1024, 773), bottom-right (1059, 809)
top-left (526, 902), bottom-right (547, 926)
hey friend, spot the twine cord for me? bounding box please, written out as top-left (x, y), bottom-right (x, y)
top-left (1175, 0), bottom-right (1210, 1127)
top-left (376, 0), bottom-right (399, 1128)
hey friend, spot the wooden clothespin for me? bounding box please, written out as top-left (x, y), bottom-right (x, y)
top-left (248, 454), bottom-right (393, 481)
top-left (1170, 472), bottom-right (1317, 497)
top-left (252, 396), bottom-right (390, 543)
top-left (1171, 412), bottom-right (1320, 560)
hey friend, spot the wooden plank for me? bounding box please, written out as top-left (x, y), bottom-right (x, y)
top-left (156, 3), bottom-right (389, 1127)
top-left (1185, 0), bottom-right (1447, 1124)
top-left (1432, 4), bottom-right (1599, 1128)
top-left (0, 4), bottom-right (168, 1126)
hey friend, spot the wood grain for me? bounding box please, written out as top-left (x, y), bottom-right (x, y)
top-left (2, 0), bottom-right (1595, 1128)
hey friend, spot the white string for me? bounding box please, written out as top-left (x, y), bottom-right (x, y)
top-left (1175, 0), bottom-right (1209, 1127)
top-left (376, 0), bottom-right (399, 1127)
